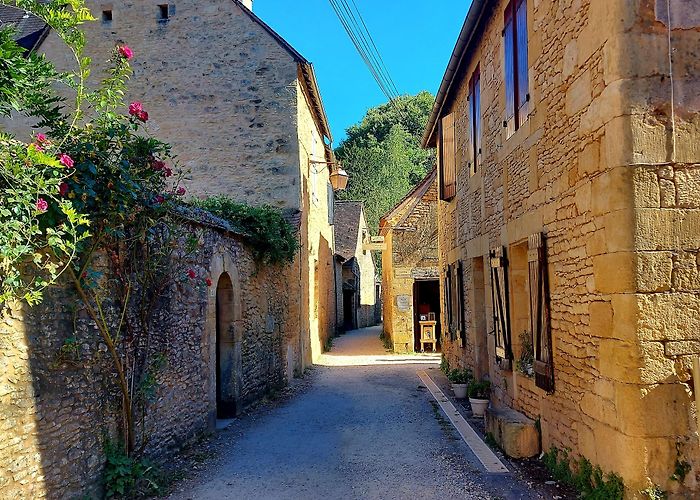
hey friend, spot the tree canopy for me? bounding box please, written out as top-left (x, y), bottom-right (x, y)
top-left (335, 91), bottom-right (436, 233)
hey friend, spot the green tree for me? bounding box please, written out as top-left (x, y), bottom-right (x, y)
top-left (335, 91), bottom-right (435, 233)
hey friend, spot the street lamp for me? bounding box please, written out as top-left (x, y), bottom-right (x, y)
top-left (309, 160), bottom-right (350, 192)
top-left (329, 167), bottom-right (349, 191)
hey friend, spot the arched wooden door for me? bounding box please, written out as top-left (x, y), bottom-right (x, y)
top-left (216, 273), bottom-right (236, 418)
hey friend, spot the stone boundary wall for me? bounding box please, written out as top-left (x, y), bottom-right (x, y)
top-left (0, 212), bottom-right (302, 498)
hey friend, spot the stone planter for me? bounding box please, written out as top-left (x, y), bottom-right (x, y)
top-left (469, 397), bottom-right (489, 417)
top-left (451, 383), bottom-right (468, 399)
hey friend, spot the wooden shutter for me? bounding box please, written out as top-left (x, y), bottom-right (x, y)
top-left (457, 260), bottom-right (467, 346)
top-left (515, 0), bottom-right (529, 128)
top-left (440, 113), bottom-right (456, 200)
top-left (490, 246), bottom-right (513, 361)
top-left (528, 232), bottom-right (554, 393)
top-left (444, 267), bottom-right (453, 339)
top-left (503, 3), bottom-right (516, 137)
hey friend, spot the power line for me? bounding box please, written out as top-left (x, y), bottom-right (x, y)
top-left (328, 0), bottom-right (400, 102)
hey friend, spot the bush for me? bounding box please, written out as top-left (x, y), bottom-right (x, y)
top-left (467, 379), bottom-right (491, 399)
top-left (543, 447), bottom-right (625, 500)
top-left (191, 196), bottom-right (299, 265)
top-left (104, 441), bottom-right (161, 498)
top-left (447, 367), bottom-right (473, 384)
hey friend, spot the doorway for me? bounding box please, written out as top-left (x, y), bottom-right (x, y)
top-left (413, 280), bottom-right (441, 352)
top-left (216, 273), bottom-right (236, 418)
top-left (343, 290), bottom-right (357, 331)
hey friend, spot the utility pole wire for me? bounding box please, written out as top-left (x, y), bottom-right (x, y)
top-left (328, 0), bottom-right (399, 102)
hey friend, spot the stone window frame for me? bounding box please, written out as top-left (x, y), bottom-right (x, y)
top-left (527, 232), bottom-right (554, 393)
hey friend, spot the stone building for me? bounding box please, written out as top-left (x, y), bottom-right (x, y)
top-left (0, 0), bottom-right (339, 364)
top-left (380, 169), bottom-right (440, 353)
top-left (333, 201), bottom-right (378, 331)
top-left (0, 210), bottom-right (300, 498)
top-left (423, 0), bottom-right (700, 494)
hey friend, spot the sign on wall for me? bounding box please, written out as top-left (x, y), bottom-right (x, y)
top-left (396, 295), bottom-right (412, 311)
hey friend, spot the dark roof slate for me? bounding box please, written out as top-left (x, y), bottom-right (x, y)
top-left (0, 5), bottom-right (49, 51)
top-left (333, 201), bottom-right (364, 260)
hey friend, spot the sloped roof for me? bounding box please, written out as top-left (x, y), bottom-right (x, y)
top-left (0, 5), bottom-right (50, 51)
top-left (379, 168), bottom-right (437, 234)
top-left (333, 201), bottom-right (364, 260)
top-left (233, 1), bottom-right (333, 142)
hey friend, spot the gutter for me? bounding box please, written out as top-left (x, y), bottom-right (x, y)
top-left (421, 0), bottom-right (490, 148)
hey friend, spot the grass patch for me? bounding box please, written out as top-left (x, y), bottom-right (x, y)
top-left (542, 447), bottom-right (624, 500)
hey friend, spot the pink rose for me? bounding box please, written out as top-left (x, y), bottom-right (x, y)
top-left (154, 195), bottom-right (165, 204)
top-left (176, 186), bottom-right (186, 196)
top-left (36, 198), bottom-right (48, 212)
top-left (35, 133), bottom-right (48, 144)
top-left (151, 160), bottom-right (165, 171)
top-left (128, 101), bottom-right (143, 116)
top-left (118, 45), bottom-right (134, 60)
top-left (59, 154), bottom-right (74, 168)
top-left (59, 182), bottom-right (69, 197)
top-left (187, 269), bottom-right (196, 279)
top-left (136, 110), bottom-right (149, 122)
top-left (205, 277), bottom-right (212, 287)
top-left (163, 166), bottom-right (173, 178)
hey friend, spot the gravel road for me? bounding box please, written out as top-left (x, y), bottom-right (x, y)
top-left (169, 326), bottom-right (544, 500)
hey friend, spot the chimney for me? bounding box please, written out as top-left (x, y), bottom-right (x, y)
top-left (241, 0), bottom-right (253, 10)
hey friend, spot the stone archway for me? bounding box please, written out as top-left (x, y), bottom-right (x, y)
top-left (216, 273), bottom-right (236, 418)
top-left (205, 247), bottom-right (243, 428)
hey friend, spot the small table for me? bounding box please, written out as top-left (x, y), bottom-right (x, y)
top-left (419, 320), bottom-right (437, 352)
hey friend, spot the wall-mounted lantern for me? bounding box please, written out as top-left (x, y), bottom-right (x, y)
top-left (329, 167), bottom-right (349, 192)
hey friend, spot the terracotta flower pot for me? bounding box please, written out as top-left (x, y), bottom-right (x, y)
top-left (451, 383), bottom-right (468, 399)
top-left (469, 397), bottom-right (489, 417)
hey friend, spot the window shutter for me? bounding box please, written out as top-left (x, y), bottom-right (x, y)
top-left (490, 246), bottom-right (513, 362)
top-left (503, 4), bottom-right (516, 137)
top-left (327, 183), bottom-right (334, 225)
top-left (440, 113), bottom-right (456, 200)
top-left (457, 260), bottom-right (467, 346)
top-left (528, 232), bottom-right (554, 393)
top-left (516, 0), bottom-right (529, 128)
top-left (444, 267), bottom-right (453, 339)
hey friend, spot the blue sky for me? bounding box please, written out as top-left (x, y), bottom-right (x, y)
top-left (254, 0), bottom-right (472, 145)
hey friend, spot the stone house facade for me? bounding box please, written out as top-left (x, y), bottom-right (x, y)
top-left (0, 210), bottom-right (300, 498)
top-left (0, 0), bottom-right (339, 364)
top-left (380, 170), bottom-right (440, 353)
top-left (424, 0), bottom-right (700, 494)
top-left (333, 201), bottom-right (378, 331)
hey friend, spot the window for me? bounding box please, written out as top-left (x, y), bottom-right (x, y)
top-left (157, 4), bottom-right (170, 21)
top-left (490, 246), bottom-right (513, 363)
top-left (504, 0), bottom-right (529, 137)
top-left (439, 113), bottom-right (456, 200)
top-left (528, 232), bottom-right (554, 393)
top-left (102, 9), bottom-right (113, 24)
top-left (468, 67), bottom-right (481, 175)
top-left (457, 260), bottom-right (466, 347)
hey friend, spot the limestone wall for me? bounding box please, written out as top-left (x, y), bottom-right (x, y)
top-left (0, 214), bottom-right (302, 498)
top-left (297, 81), bottom-right (336, 361)
top-left (2, 0), bottom-right (303, 210)
top-left (435, 0), bottom-right (699, 494)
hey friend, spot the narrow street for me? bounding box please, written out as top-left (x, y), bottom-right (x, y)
top-left (170, 326), bottom-right (543, 500)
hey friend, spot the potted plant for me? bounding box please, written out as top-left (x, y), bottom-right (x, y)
top-left (448, 368), bottom-right (473, 399)
top-left (468, 379), bottom-right (491, 417)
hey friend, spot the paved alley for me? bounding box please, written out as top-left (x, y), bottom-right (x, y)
top-left (169, 326), bottom-right (545, 500)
